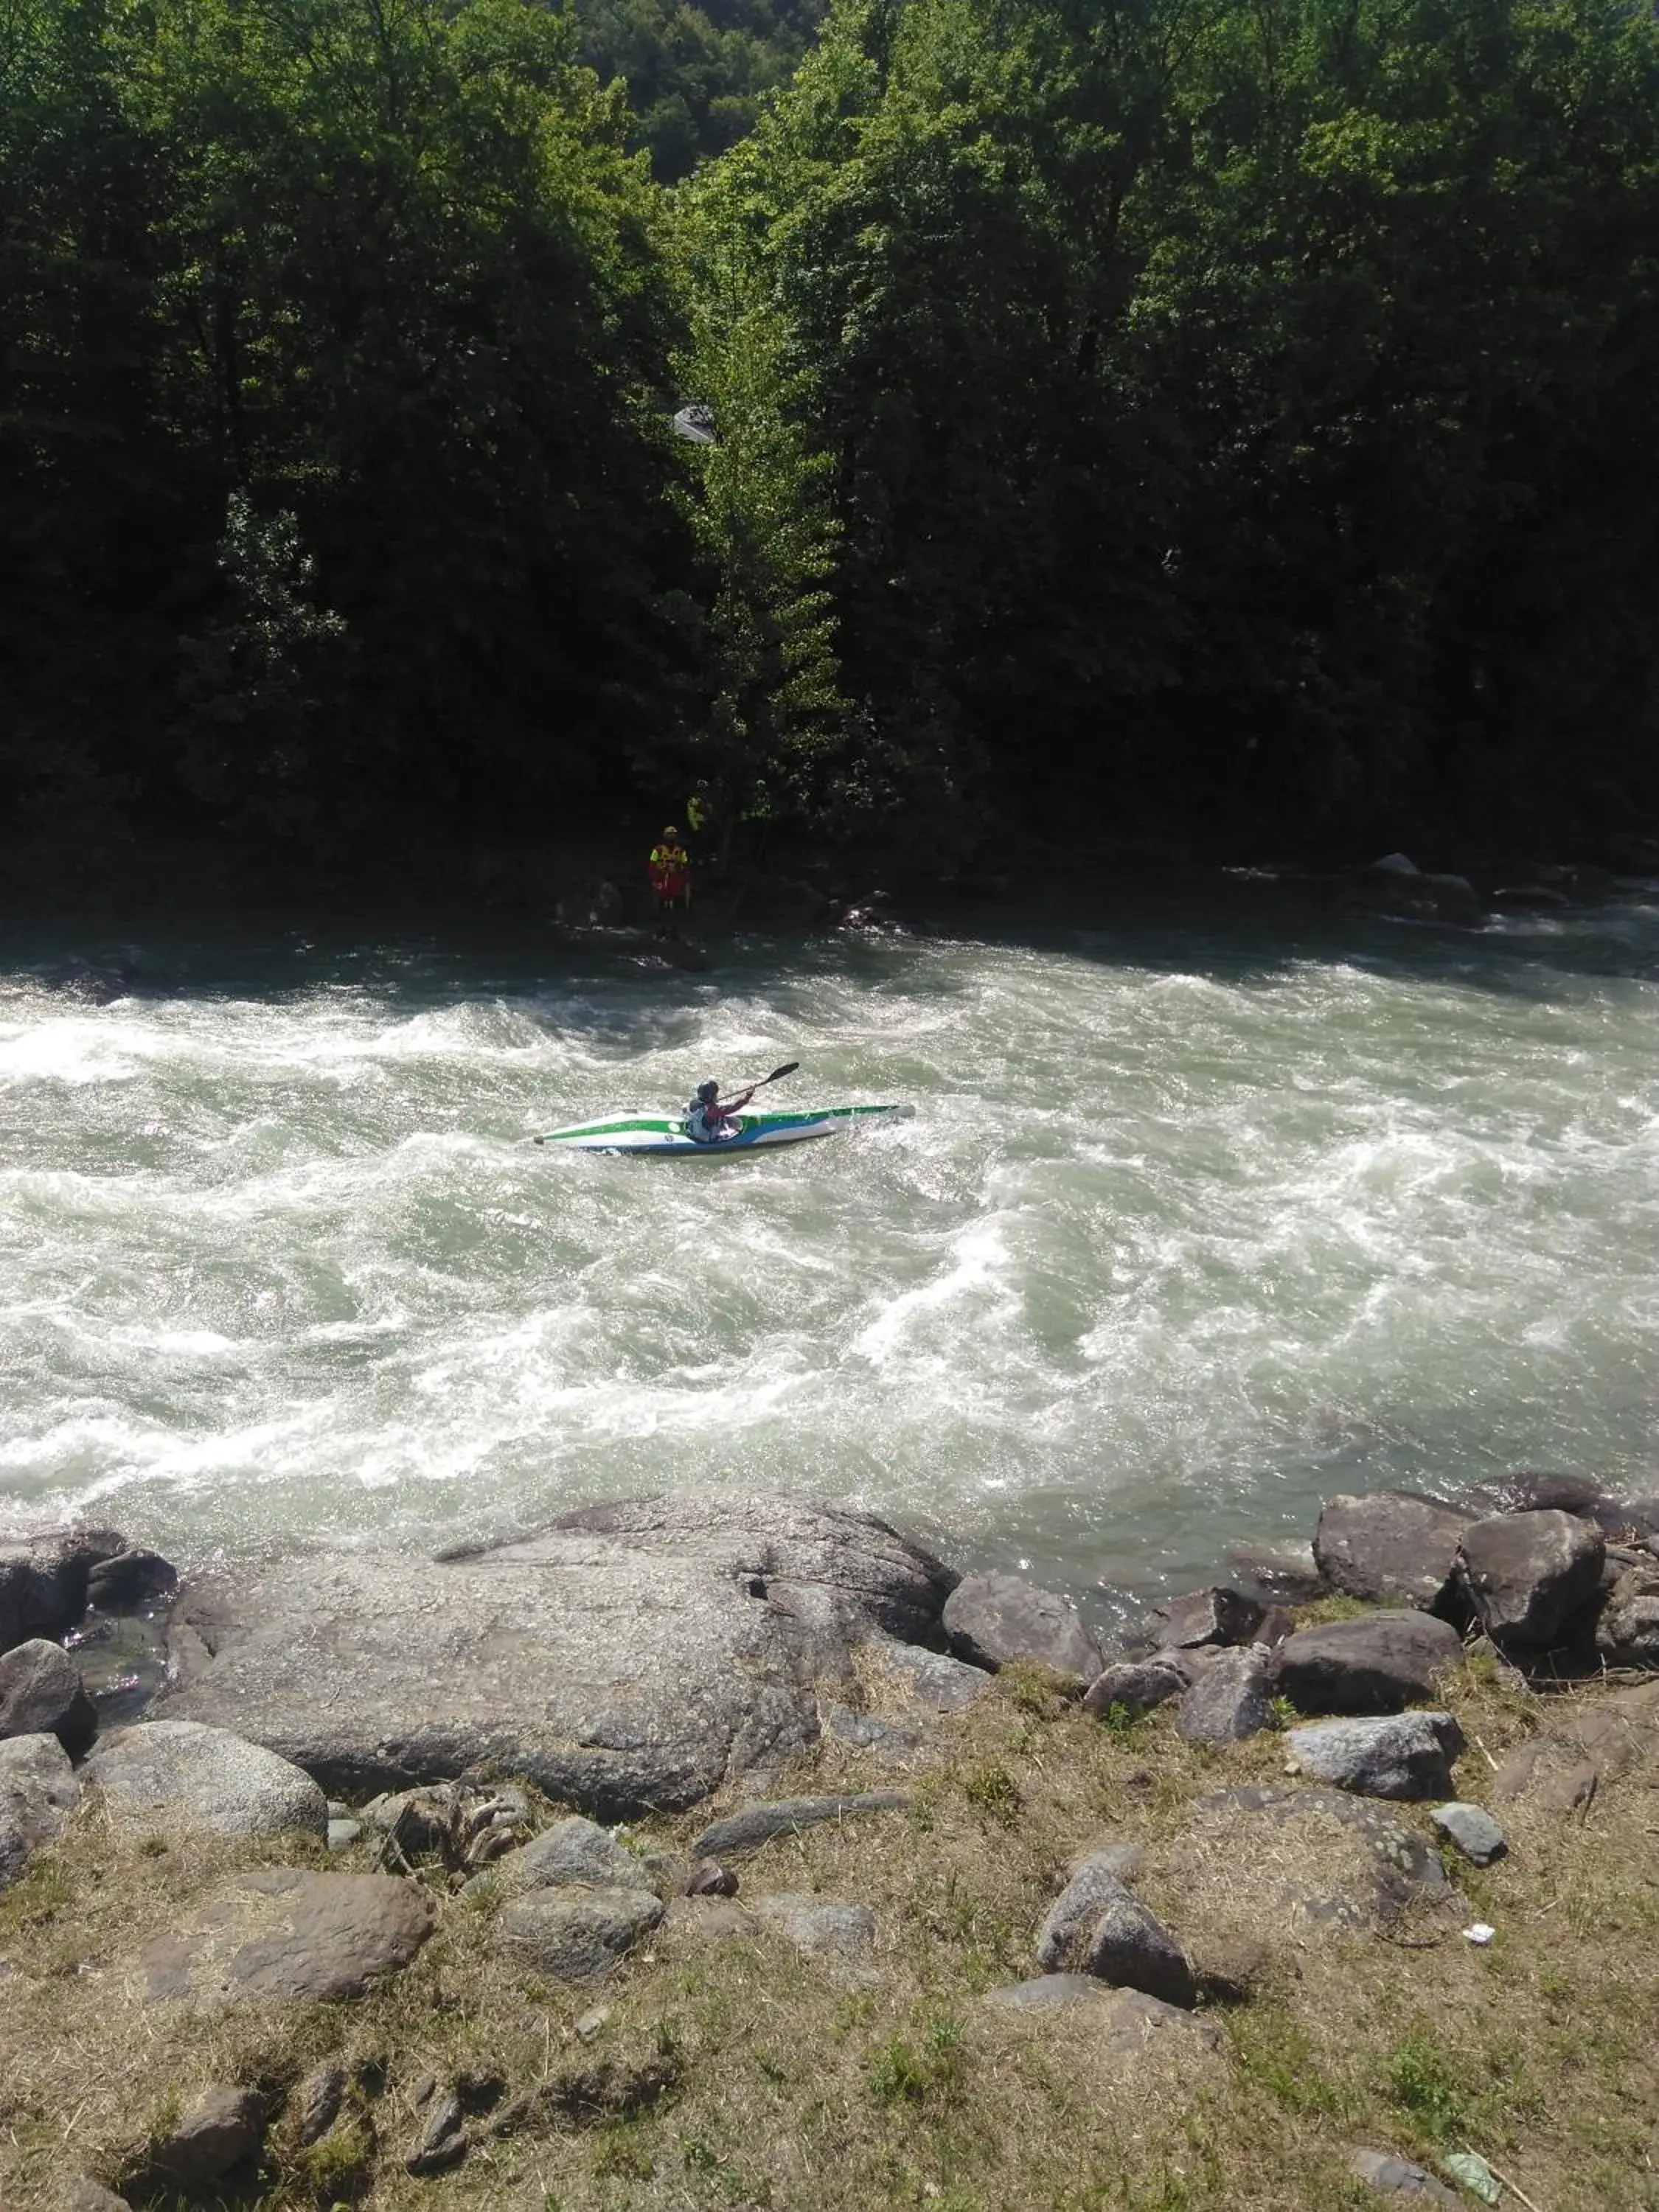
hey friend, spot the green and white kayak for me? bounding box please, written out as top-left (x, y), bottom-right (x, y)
top-left (535, 1103), bottom-right (910, 1155)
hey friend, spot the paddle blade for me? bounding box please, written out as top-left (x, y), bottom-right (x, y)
top-left (767, 1061), bottom-right (799, 1083)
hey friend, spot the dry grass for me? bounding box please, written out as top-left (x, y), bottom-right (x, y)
top-left (2, 1660), bottom-right (1657, 2212)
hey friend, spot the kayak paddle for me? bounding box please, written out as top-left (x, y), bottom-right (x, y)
top-left (733, 1061), bottom-right (798, 1091)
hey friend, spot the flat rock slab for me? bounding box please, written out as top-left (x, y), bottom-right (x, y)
top-left (1275, 1612), bottom-right (1464, 1716)
top-left (0, 1731), bottom-right (79, 1888)
top-left (0, 1638), bottom-right (98, 1756)
top-left (693, 1790), bottom-right (909, 1859)
top-left (1455, 1509), bottom-right (1604, 1650)
top-left (1164, 1786), bottom-right (1452, 1938)
top-left (748, 1891), bottom-right (877, 1967)
top-left (863, 1637), bottom-right (991, 1713)
top-left (979, 1982), bottom-right (1223, 2073)
top-left (1493, 1678), bottom-right (1659, 1810)
top-left (498, 1885), bottom-right (664, 1980)
top-left (86, 1720), bottom-right (328, 1840)
top-left (1285, 1712), bottom-right (1464, 1801)
top-left (159, 1492), bottom-right (953, 1815)
top-left (135, 1868), bottom-right (435, 2007)
top-left (942, 1572), bottom-right (1101, 1680)
top-left (1314, 1492), bottom-right (1470, 1611)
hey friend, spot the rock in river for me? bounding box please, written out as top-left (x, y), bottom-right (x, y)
top-left (1455, 1510), bottom-right (1605, 1651)
top-left (156, 1490), bottom-right (956, 1815)
top-left (1312, 1492), bottom-right (1470, 1612)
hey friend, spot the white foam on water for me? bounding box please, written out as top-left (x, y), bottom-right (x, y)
top-left (0, 910), bottom-right (1655, 1590)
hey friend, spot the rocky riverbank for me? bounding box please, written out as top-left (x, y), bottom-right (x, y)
top-left (2, 1478), bottom-right (1657, 2211)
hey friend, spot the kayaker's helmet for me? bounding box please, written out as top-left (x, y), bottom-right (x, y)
top-left (663, 825), bottom-right (678, 838)
top-left (696, 1080), bottom-right (719, 1103)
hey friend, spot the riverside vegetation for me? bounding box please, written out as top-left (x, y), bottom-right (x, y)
top-left (1, 1480), bottom-right (1657, 2211)
top-left (6, 0), bottom-right (1659, 898)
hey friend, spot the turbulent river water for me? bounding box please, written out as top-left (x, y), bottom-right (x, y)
top-left (1, 891), bottom-right (1655, 1632)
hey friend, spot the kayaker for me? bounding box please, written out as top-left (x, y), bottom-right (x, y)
top-left (685, 1078), bottom-right (756, 1144)
top-left (647, 828), bottom-right (690, 926)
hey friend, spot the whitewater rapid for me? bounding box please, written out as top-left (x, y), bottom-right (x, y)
top-left (1, 898), bottom-right (1655, 1624)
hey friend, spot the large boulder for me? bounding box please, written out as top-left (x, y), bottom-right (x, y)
top-left (942, 1572), bottom-right (1101, 1680)
top-left (1455, 1510), bottom-right (1605, 1651)
top-left (1175, 1647), bottom-right (1277, 1743)
top-left (0, 1638), bottom-right (98, 1756)
top-left (1284, 1712), bottom-right (1464, 1801)
top-left (1312, 1493), bottom-right (1470, 1611)
top-left (136, 1869), bottom-right (435, 2008)
top-left (1275, 1611), bottom-right (1464, 1715)
top-left (1083, 1655), bottom-right (1191, 1721)
top-left (158, 1492), bottom-right (955, 1815)
top-left (1157, 1785), bottom-right (1453, 1941)
top-left (498, 1887), bottom-right (664, 1981)
top-left (85, 1721), bottom-right (328, 1841)
top-left (1484, 1472), bottom-right (1629, 1532)
top-left (0, 1731), bottom-right (80, 1888)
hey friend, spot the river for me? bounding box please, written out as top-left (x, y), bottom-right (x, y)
top-left (1, 890), bottom-right (1655, 1635)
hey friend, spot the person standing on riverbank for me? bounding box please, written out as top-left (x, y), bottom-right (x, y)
top-left (647, 827), bottom-right (690, 931)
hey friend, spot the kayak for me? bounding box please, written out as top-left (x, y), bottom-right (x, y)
top-left (535, 1103), bottom-right (909, 1155)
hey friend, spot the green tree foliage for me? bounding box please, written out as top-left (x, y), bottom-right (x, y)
top-left (1, 0), bottom-right (692, 855)
top-left (692, 0), bottom-right (1659, 862)
top-left (571, 0), bottom-right (826, 181)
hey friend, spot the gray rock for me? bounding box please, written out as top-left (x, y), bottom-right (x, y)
top-left (1223, 1540), bottom-right (1324, 1608)
top-left (159, 1491), bottom-right (954, 1815)
top-left (137, 1869), bottom-right (435, 2007)
top-left (0, 1528), bottom-right (128, 1655)
top-left (1314, 1493), bottom-right (1470, 1610)
top-left (1275, 1611), bottom-right (1464, 1715)
top-left (1349, 2147), bottom-right (1461, 2202)
top-left (863, 1637), bottom-right (991, 1712)
top-left (1486, 1471), bottom-right (1629, 1531)
top-left (1065, 1836), bottom-right (1144, 1883)
top-left (1034, 1852), bottom-right (1138, 1972)
top-left (1175, 1646), bottom-right (1277, 1743)
top-left (984, 1972), bottom-right (1112, 2013)
top-left (1455, 1510), bottom-right (1605, 1650)
top-left (1077, 1889), bottom-right (1196, 2007)
top-left (686, 1857), bottom-right (738, 1897)
top-left (1034, 1855), bottom-right (1193, 2003)
top-left (1179, 1786), bottom-right (1452, 1932)
top-left (0, 1638), bottom-right (97, 1756)
top-left (84, 1549), bottom-right (177, 1613)
top-left (148, 2084), bottom-right (264, 2188)
top-left (59, 2181), bottom-right (134, 2212)
top-left (692, 1790), bottom-right (909, 1860)
top-left (405, 2085), bottom-right (466, 2175)
top-left (1285, 1711), bottom-right (1464, 1801)
top-left (1596, 1566), bottom-right (1659, 1667)
top-left (486, 1815), bottom-right (655, 1899)
top-left (942, 1572), bottom-right (1101, 1680)
top-left (1430, 1803), bottom-right (1507, 1866)
top-left (748, 1891), bottom-right (876, 1968)
top-left (0, 1731), bottom-right (80, 1888)
top-left (664, 1894), bottom-right (756, 1941)
top-left (1083, 1655), bottom-right (1189, 1720)
top-left (981, 1982), bottom-right (1223, 2063)
top-left (286, 2059), bottom-right (347, 2148)
top-left (86, 1720), bottom-right (328, 1840)
top-left (498, 1884), bottom-right (664, 1980)
top-left (1144, 1586), bottom-right (1265, 1649)
top-left (327, 1818), bottom-right (362, 1851)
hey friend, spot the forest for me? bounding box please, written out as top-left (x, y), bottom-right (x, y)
top-left (4, 0), bottom-right (1658, 893)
